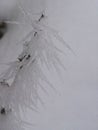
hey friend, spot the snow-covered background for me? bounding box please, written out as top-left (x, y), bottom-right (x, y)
top-left (0, 0), bottom-right (98, 130)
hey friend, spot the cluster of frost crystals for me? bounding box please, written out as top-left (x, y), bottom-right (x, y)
top-left (0, 3), bottom-right (73, 130)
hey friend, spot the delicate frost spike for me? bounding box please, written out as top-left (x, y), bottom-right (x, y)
top-left (0, 4), bottom-right (73, 108)
top-left (0, 1), bottom-right (74, 129)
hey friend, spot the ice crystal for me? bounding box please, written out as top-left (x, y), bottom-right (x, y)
top-left (0, 2), bottom-right (74, 130)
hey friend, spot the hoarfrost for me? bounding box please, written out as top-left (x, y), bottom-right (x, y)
top-left (0, 1), bottom-right (73, 129)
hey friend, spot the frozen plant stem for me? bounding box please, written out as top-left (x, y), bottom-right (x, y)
top-left (0, 3), bottom-right (74, 129)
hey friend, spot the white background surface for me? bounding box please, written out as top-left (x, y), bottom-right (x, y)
top-left (34, 0), bottom-right (98, 130)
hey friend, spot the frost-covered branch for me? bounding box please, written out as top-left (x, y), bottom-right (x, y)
top-left (0, 2), bottom-right (74, 129)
